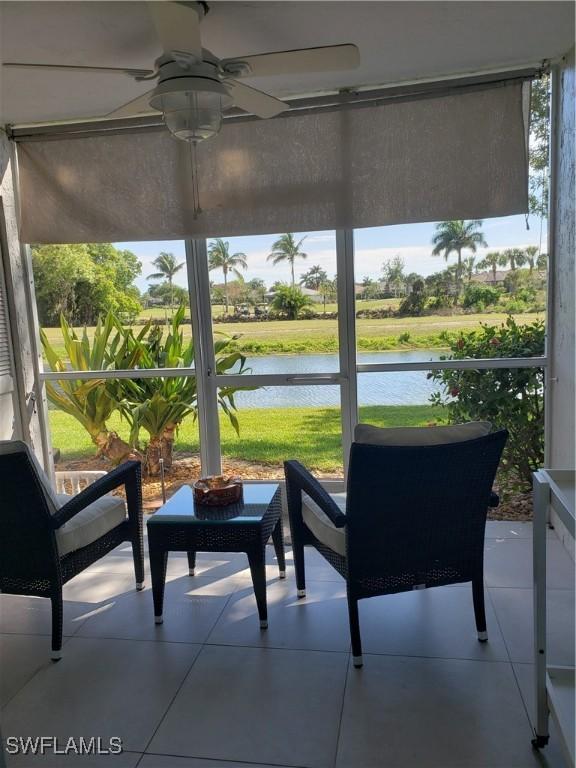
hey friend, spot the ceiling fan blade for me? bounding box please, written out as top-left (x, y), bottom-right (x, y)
top-left (148, 1), bottom-right (202, 60)
top-left (221, 44), bottom-right (360, 79)
top-left (106, 89), bottom-right (158, 119)
top-left (225, 81), bottom-right (289, 119)
top-left (2, 62), bottom-right (153, 78)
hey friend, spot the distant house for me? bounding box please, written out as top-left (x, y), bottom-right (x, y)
top-left (471, 270), bottom-right (508, 286)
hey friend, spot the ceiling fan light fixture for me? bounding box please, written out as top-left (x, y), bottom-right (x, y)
top-left (149, 77), bottom-right (232, 142)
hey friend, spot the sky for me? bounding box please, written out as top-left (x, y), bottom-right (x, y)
top-left (119, 212), bottom-right (548, 293)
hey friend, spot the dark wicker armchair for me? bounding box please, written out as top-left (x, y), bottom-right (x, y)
top-left (0, 441), bottom-right (144, 660)
top-left (285, 425), bottom-right (508, 668)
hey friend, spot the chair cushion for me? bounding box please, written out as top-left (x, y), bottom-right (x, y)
top-left (0, 440), bottom-right (60, 514)
top-left (301, 492), bottom-right (347, 557)
top-left (55, 493), bottom-right (126, 557)
top-left (354, 421), bottom-right (491, 446)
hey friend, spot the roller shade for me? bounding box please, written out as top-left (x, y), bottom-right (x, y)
top-left (17, 80), bottom-right (530, 243)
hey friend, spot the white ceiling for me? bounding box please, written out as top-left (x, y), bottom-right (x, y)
top-left (0, 1), bottom-right (574, 125)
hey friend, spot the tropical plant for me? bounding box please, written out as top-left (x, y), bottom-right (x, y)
top-left (462, 283), bottom-right (501, 309)
top-left (40, 313), bottom-right (144, 462)
top-left (524, 245), bottom-right (539, 273)
top-left (147, 252), bottom-right (185, 309)
top-left (501, 248), bottom-right (526, 271)
top-left (429, 317), bottom-right (545, 489)
top-left (431, 220), bottom-right (487, 284)
top-left (537, 252), bottom-right (548, 271)
top-left (300, 265), bottom-right (328, 291)
top-left (267, 233), bottom-right (308, 286)
top-left (207, 238), bottom-right (248, 314)
top-left (477, 251), bottom-right (505, 283)
top-left (270, 285), bottom-right (311, 320)
top-left (461, 256), bottom-right (477, 282)
top-left (117, 306), bottom-right (249, 475)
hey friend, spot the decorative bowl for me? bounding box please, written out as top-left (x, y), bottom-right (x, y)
top-left (193, 475), bottom-right (243, 506)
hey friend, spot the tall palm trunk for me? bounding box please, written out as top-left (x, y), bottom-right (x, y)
top-left (290, 260), bottom-right (295, 287)
top-left (224, 267), bottom-right (229, 314)
top-left (492, 264), bottom-right (497, 283)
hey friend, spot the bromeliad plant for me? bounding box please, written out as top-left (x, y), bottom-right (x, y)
top-left (41, 307), bottom-right (250, 475)
top-left (41, 313), bottom-right (144, 462)
top-left (115, 306), bottom-right (250, 476)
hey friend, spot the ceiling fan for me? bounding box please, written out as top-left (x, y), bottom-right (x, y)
top-left (3, 1), bottom-right (360, 142)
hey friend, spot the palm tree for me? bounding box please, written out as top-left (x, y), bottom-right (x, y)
top-left (300, 264), bottom-right (327, 291)
top-left (267, 233), bottom-right (308, 286)
top-left (501, 248), bottom-right (527, 271)
top-left (462, 256), bottom-right (477, 282)
top-left (478, 251), bottom-right (505, 284)
top-left (207, 238), bottom-right (248, 314)
top-left (431, 220), bottom-right (487, 284)
top-left (524, 245), bottom-right (539, 273)
top-left (147, 252), bottom-right (185, 309)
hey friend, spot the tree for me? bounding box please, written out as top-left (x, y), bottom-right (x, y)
top-left (431, 220), bottom-right (487, 284)
top-left (270, 285), bottom-right (311, 319)
top-left (300, 265), bottom-right (328, 291)
top-left (318, 278), bottom-right (337, 314)
top-left (267, 233), bottom-right (308, 286)
top-left (32, 243), bottom-right (142, 326)
top-left (147, 282), bottom-right (189, 308)
top-left (477, 251), bottom-right (505, 283)
top-left (524, 245), bottom-right (539, 273)
top-left (382, 256), bottom-right (405, 297)
top-left (501, 248), bottom-right (526, 271)
top-left (461, 256), bottom-right (477, 282)
top-left (537, 252), bottom-right (548, 271)
top-left (529, 75), bottom-right (550, 219)
top-left (207, 238), bottom-right (248, 314)
top-left (245, 278), bottom-right (266, 305)
top-left (147, 252), bottom-right (185, 310)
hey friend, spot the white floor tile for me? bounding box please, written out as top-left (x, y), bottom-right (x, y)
top-left (358, 585), bottom-right (509, 661)
top-left (75, 573), bottom-right (238, 644)
top-left (0, 593), bottom-right (89, 637)
top-left (485, 521), bottom-right (556, 539)
top-left (207, 578), bottom-right (351, 651)
top-left (2, 637), bottom-right (200, 753)
top-left (484, 538), bottom-right (574, 589)
top-left (490, 588), bottom-right (575, 665)
top-left (139, 758), bottom-right (285, 768)
top-left (6, 750), bottom-right (142, 767)
top-left (0, 634), bottom-right (54, 707)
top-left (149, 645), bottom-right (348, 767)
top-left (337, 655), bottom-right (544, 768)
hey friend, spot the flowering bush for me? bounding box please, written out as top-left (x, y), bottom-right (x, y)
top-left (429, 317), bottom-right (545, 489)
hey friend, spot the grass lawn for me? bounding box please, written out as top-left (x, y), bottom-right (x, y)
top-left (41, 311), bottom-right (545, 359)
top-left (49, 403), bottom-right (444, 472)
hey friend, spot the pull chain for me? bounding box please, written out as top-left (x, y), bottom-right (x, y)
top-left (188, 140), bottom-right (202, 219)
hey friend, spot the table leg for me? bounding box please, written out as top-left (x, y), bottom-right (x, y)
top-left (149, 548), bottom-right (168, 624)
top-left (272, 517), bottom-right (286, 578)
top-left (247, 546), bottom-right (268, 629)
top-left (187, 551), bottom-right (196, 576)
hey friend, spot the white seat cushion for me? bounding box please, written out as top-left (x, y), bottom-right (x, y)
top-left (354, 421), bottom-right (491, 446)
top-left (55, 493), bottom-right (126, 557)
top-left (302, 492), bottom-right (347, 557)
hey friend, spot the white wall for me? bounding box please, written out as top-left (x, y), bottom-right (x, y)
top-left (548, 48), bottom-right (576, 471)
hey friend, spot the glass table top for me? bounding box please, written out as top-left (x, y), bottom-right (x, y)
top-left (147, 483), bottom-right (280, 525)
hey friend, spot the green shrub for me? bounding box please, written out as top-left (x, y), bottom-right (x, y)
top-left (429, 317), bottom-right (545, 490)
top-left (270, 285), bottom-right (312, 320)
top-left (462, 283), bottom-right (501, 309)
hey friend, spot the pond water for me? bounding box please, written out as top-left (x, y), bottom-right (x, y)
top-left (232, 349), bottom-right (444, 408)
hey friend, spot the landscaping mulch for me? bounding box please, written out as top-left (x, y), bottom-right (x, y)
top-left (56, 453), bottom-right (533, 521)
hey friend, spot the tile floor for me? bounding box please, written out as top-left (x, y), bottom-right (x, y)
top-left (0, 520), bottom-right (573, 768)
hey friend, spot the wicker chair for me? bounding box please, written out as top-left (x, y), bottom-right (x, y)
top-left (0, 441), bottom-right (144, 660)
top-left (285, 424), bottom-right (508, 668)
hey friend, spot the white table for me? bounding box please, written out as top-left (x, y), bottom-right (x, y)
top-left (532, 469), bottom-right (575, 767)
